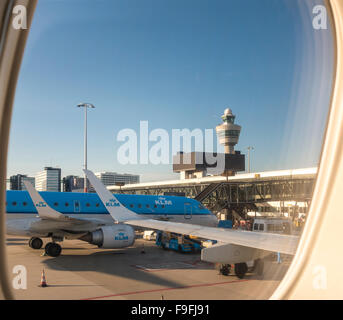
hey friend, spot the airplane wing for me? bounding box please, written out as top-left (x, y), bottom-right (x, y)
top-left (84, 169), bottom-right (299, 255)
top-left (123, 219), bottom-right (298, 255)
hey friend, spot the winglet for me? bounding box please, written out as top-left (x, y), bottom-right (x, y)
top-left (83, 169), bottom-right (140, 222)
top-left (23, 180), bottom-right (66, 220)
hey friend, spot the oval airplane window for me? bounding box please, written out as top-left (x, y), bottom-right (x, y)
top-left (2, 0), bottom-right (338, 301)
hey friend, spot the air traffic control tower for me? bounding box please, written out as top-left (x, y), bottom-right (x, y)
top-left (173, 108), bottom-right (245, 179)
top-left (216, 108), bottom-right (241, 154)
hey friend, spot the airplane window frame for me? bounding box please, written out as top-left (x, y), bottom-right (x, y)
top-left (0, 0), bottom-right (38, 300)
top-left (271, 0), bottom-right (343, 299)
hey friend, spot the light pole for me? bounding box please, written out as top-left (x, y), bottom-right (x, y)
top-left (246, 146), bottom-right (254, 173)
top-left (77, 103), bottom-right (95, 192)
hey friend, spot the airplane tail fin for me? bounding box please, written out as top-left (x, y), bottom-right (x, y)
top-left (23, 180), bottom-right (67, 220)
top-left (83, 169), bottom-right (140, 223)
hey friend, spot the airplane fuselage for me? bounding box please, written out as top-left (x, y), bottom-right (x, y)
top-left (5, 190), bottom-right (218, 236)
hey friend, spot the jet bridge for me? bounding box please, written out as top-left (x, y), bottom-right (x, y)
top-left (107, 168), bottom-right (316, 219)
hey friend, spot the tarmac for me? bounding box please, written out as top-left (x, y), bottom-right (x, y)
top-left (1, 234), bottom-right (291, 300)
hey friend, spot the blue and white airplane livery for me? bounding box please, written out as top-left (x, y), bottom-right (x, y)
top-left (6, 190), bottom-right (217, 226)
top-left (6, 178), bottom-right (217, 257)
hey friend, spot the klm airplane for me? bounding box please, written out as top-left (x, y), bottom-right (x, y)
top-left (6, 184), bottom-right (218, 256)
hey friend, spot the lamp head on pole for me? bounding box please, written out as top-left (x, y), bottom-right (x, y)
top-left (77, 103), bottom-right (95, 109)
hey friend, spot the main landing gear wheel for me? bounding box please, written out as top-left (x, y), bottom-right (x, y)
top-left (219, 264), bottom-right (231, 276)
top-left (234, 262), bottom-right (248, 279)
top-left (29, 237), bottom-right (43, 249)
top-left (45, 242), bottom-right (62, 257)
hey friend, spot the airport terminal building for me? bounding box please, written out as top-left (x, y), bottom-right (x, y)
top-left (35, 167), bottom-right (61, 192)
top-left (95, 172), bottom-right (140, 186)
top-left (9, 174), bottom-right (35, 191)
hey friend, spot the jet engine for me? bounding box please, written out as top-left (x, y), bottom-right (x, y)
top-left (80, 225), bottom-right (135, 249)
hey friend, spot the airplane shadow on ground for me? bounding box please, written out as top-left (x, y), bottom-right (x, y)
top-left (40, 244), bottom-right (208, 290)
top-left (41, 243), bottom-right (289, 288)
top-left (7, 237), bottom-right (290, 283)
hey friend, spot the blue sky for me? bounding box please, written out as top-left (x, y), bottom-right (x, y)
top-left (8, 0), bottom-right (333, 181)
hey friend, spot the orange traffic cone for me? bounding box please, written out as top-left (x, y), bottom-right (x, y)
top-left (141, 244), bottom-right (145, 254)
top-left (39, 269), bottom-right (48, 287)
